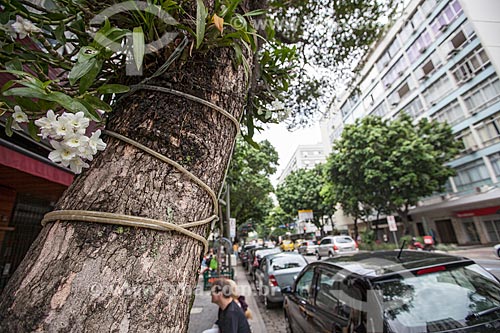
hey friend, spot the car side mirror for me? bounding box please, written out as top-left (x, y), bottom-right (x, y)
top-left (281, 285), bottom-right (293, 294)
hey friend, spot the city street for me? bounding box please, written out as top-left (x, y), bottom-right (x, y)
top-left (245, 248), bottom-right (500, 332)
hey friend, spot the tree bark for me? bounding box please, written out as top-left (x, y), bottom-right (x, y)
top-left (0, 43), bottom-right (249, 332)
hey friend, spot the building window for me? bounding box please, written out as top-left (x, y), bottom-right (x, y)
top-left (416, 53), bottom-right (442, 81)
top-left (454, 128), bottom-right (476, 154)
top-left (382, 57), bottom-right (409, 88)
top-left (423, 74), bottom-right (452, 106)
top-left (430, 0), bottom-right (462, 36)
top-left (440, 21), bottom-right (476, 60)
top-left (490, 153), bottom-right (500, 178)
top-left (453, 159), bottom-right (491, 192)
top-left (401, 97), bottom-right (425, 119)
top-left (474, 112), bottom-right (500, 147)
top-left (451, 47), bottom-right (490, 85)
top-left (340, 93), bottom-right (360, 118)
top-left (370, 101), bottom-right (389, 118)
top-left (462, 75), bottom-right (500, 115)
top-left (430, 99), bottom-right (465, 126)
top-left (483, 218), bottom-right (500, 242)
top-left (407, 30), bottom-right (433, 63)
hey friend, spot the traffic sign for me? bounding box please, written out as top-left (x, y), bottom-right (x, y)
top-left (387, 215), bottom-right (397, 232)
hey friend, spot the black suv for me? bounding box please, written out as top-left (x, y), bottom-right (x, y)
top-left (283, 250), bottom-right (500, 333)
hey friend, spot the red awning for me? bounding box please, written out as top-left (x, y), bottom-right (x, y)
top-left (455, 206), bottom-right (500, 218)
top-left (0, 145), bottom-right (73, 186)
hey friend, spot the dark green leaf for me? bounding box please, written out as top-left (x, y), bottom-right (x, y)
top-left (97, 84), bottom-right (130, 94)
top-left (28, 120), bottom-right (41, 142)
top-left (83, 95), bottom-right (112, 113)
top-left (79, 60), bottom-right (102, 94)
top-left (5, 117), bottom-right (13, 137)
top-left (69, 58), bottom-right (98, 86)
top-left (196, 0), bottom-right (207, 49)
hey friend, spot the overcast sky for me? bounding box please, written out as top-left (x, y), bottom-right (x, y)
top-left (254, 122), bottom-right (323, 186)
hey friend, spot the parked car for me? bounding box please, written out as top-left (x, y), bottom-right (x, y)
top-left (294, 239), bottom-right (305, 250)
top-left (316, 235), bottom-right (358, 259)
top-left (495, 244), bottom-right (500, 258)
top-left (280, 240), bottom-right (295, 252)
top-left (254, 252), bottom-right (308, 309)
top-left (283, 251), bottom-right (500, 333)
top-left (239, 244), bottom-right (258, 268)
top-left (249, 247), bottom-right (282, 278)
top-left (297, 240), bottom-right (318, 255)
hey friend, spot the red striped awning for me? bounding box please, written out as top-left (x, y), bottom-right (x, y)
top-left (0, 145), bottom-right (73, 186)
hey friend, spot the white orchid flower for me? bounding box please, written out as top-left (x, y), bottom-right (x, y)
top-left (68, 156), bottom-right (89, 174)
top-left (11, 15), bottom-right (41, 39)
top-left (88, 130), bottom-right (107, 154)
top-left (11, 105), bottom-right (28, 130)
top-left (35, 110), bottom-right (58, 139)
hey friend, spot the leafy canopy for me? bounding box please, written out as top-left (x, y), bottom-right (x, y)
top-left (276, 164), bottom-right (332, 227)
top-left (226, 136), bottom-right (278, 227)
top-left (323, 113), bottom-right (461, 229)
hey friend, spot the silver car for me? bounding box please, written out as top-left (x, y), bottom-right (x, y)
top-left (254, 252), bottom-right (308, 308)
top-left (297, 240), bottom-right (318, 255)
top-left (315, 235), bottom-right (358, 259)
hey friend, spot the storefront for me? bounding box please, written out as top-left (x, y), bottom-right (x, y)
top-left (0, 135), bottom-right (73, 289)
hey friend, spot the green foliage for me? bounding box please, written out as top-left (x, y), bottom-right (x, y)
top-left (226, 137), bottom-right (279, 229)
top-left (276, 164), bottom-right (333, 228)
top-left (323, 113), bottom-right (461, 231)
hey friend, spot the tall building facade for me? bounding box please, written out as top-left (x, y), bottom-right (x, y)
top-left (277, 144), bottom-right (327, 185)
top-left (320, 0), bottom-right (500, 245)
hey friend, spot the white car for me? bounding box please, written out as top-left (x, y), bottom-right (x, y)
top-left (297, 240), bottom-right (318, 255)
top-left (495, 244), bottom-right (500, 258)
top-left (316, 235), bottom-right (358, 259)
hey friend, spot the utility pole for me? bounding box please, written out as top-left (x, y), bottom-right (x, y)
top-left (226, 183), bottom-right (231, 269)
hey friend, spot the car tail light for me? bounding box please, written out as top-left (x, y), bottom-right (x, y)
top-left (333, 245), bottom-right (339, 251)
top-left (269, 275), bottom-right (278, 287)
top-left (417, 266), bottom-right (446, 275)
top-left (354, 241), bottom-right (359, 249)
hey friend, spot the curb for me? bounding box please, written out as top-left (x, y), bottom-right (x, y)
top-left (234, 262), bottom-right (268, 333)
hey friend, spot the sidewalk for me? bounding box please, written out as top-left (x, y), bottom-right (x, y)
top-left (188, 256), bottom-right (267, 333)
top-left (446, 245), bottom-right (497, 260)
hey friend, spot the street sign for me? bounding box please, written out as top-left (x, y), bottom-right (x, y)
top-left (229, 218), bottom-right (236, 238)
top-left (298, 209), bottom-right (313, 221)
top-left (387, 215), bottom-right (397, 232)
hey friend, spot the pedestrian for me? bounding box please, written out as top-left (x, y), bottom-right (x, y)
top-left (226, 279), bottom-right (253, 320)
top-left (209, 278), bottom-right (251, 333)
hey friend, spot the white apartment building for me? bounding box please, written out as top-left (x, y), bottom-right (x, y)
top-left (277, 144), bottom-right (327, 185)
top-left (320, 0), bottom-right (500, 245)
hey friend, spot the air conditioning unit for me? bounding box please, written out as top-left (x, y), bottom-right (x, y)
top-left (398, 70), bottom-right (405, 76)
top-left (419, 46), bottom-right (427, 54)
top-left (439, 24), bottom-right (449, 32)
top-left (390, 96), bottom-right (400, 106)
top-left (385, 82), bottom-right (392, 88)
top-left (447, 49), bottom-right (459, 59)
top-left (418, 73), bottom-right (428, 81)
top-left (430, 100), bottom-right (437, 106)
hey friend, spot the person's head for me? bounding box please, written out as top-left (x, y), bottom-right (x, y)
top-left (210, 278), bottom-right (234, 306)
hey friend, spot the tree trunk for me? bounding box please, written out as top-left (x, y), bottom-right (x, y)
top-left (0, 44), bottom-right (249, 332)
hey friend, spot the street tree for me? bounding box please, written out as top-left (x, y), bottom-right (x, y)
top-left (324, 114), bottom-right (461, 235)
top-left (260, 205), bottom-right (294, 240)
top-left (225, 137), bottom-right (278, 230)
top-left (0, 0), bottom-right (402, 331)
top-left (276, 165), bottom-right (332, 231)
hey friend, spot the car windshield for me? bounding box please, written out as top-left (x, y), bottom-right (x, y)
top-left (375, 263), bottom-right (500, 333)
top-left (283, 240), bottom-right (292, 244)
top-left (270, 256), bottom-right (307, 271)
top-left (334, 237), bottom-right (353, 243)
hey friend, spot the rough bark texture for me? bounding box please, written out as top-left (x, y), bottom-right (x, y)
top-left (0, 40), bottom-right (248, 332)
